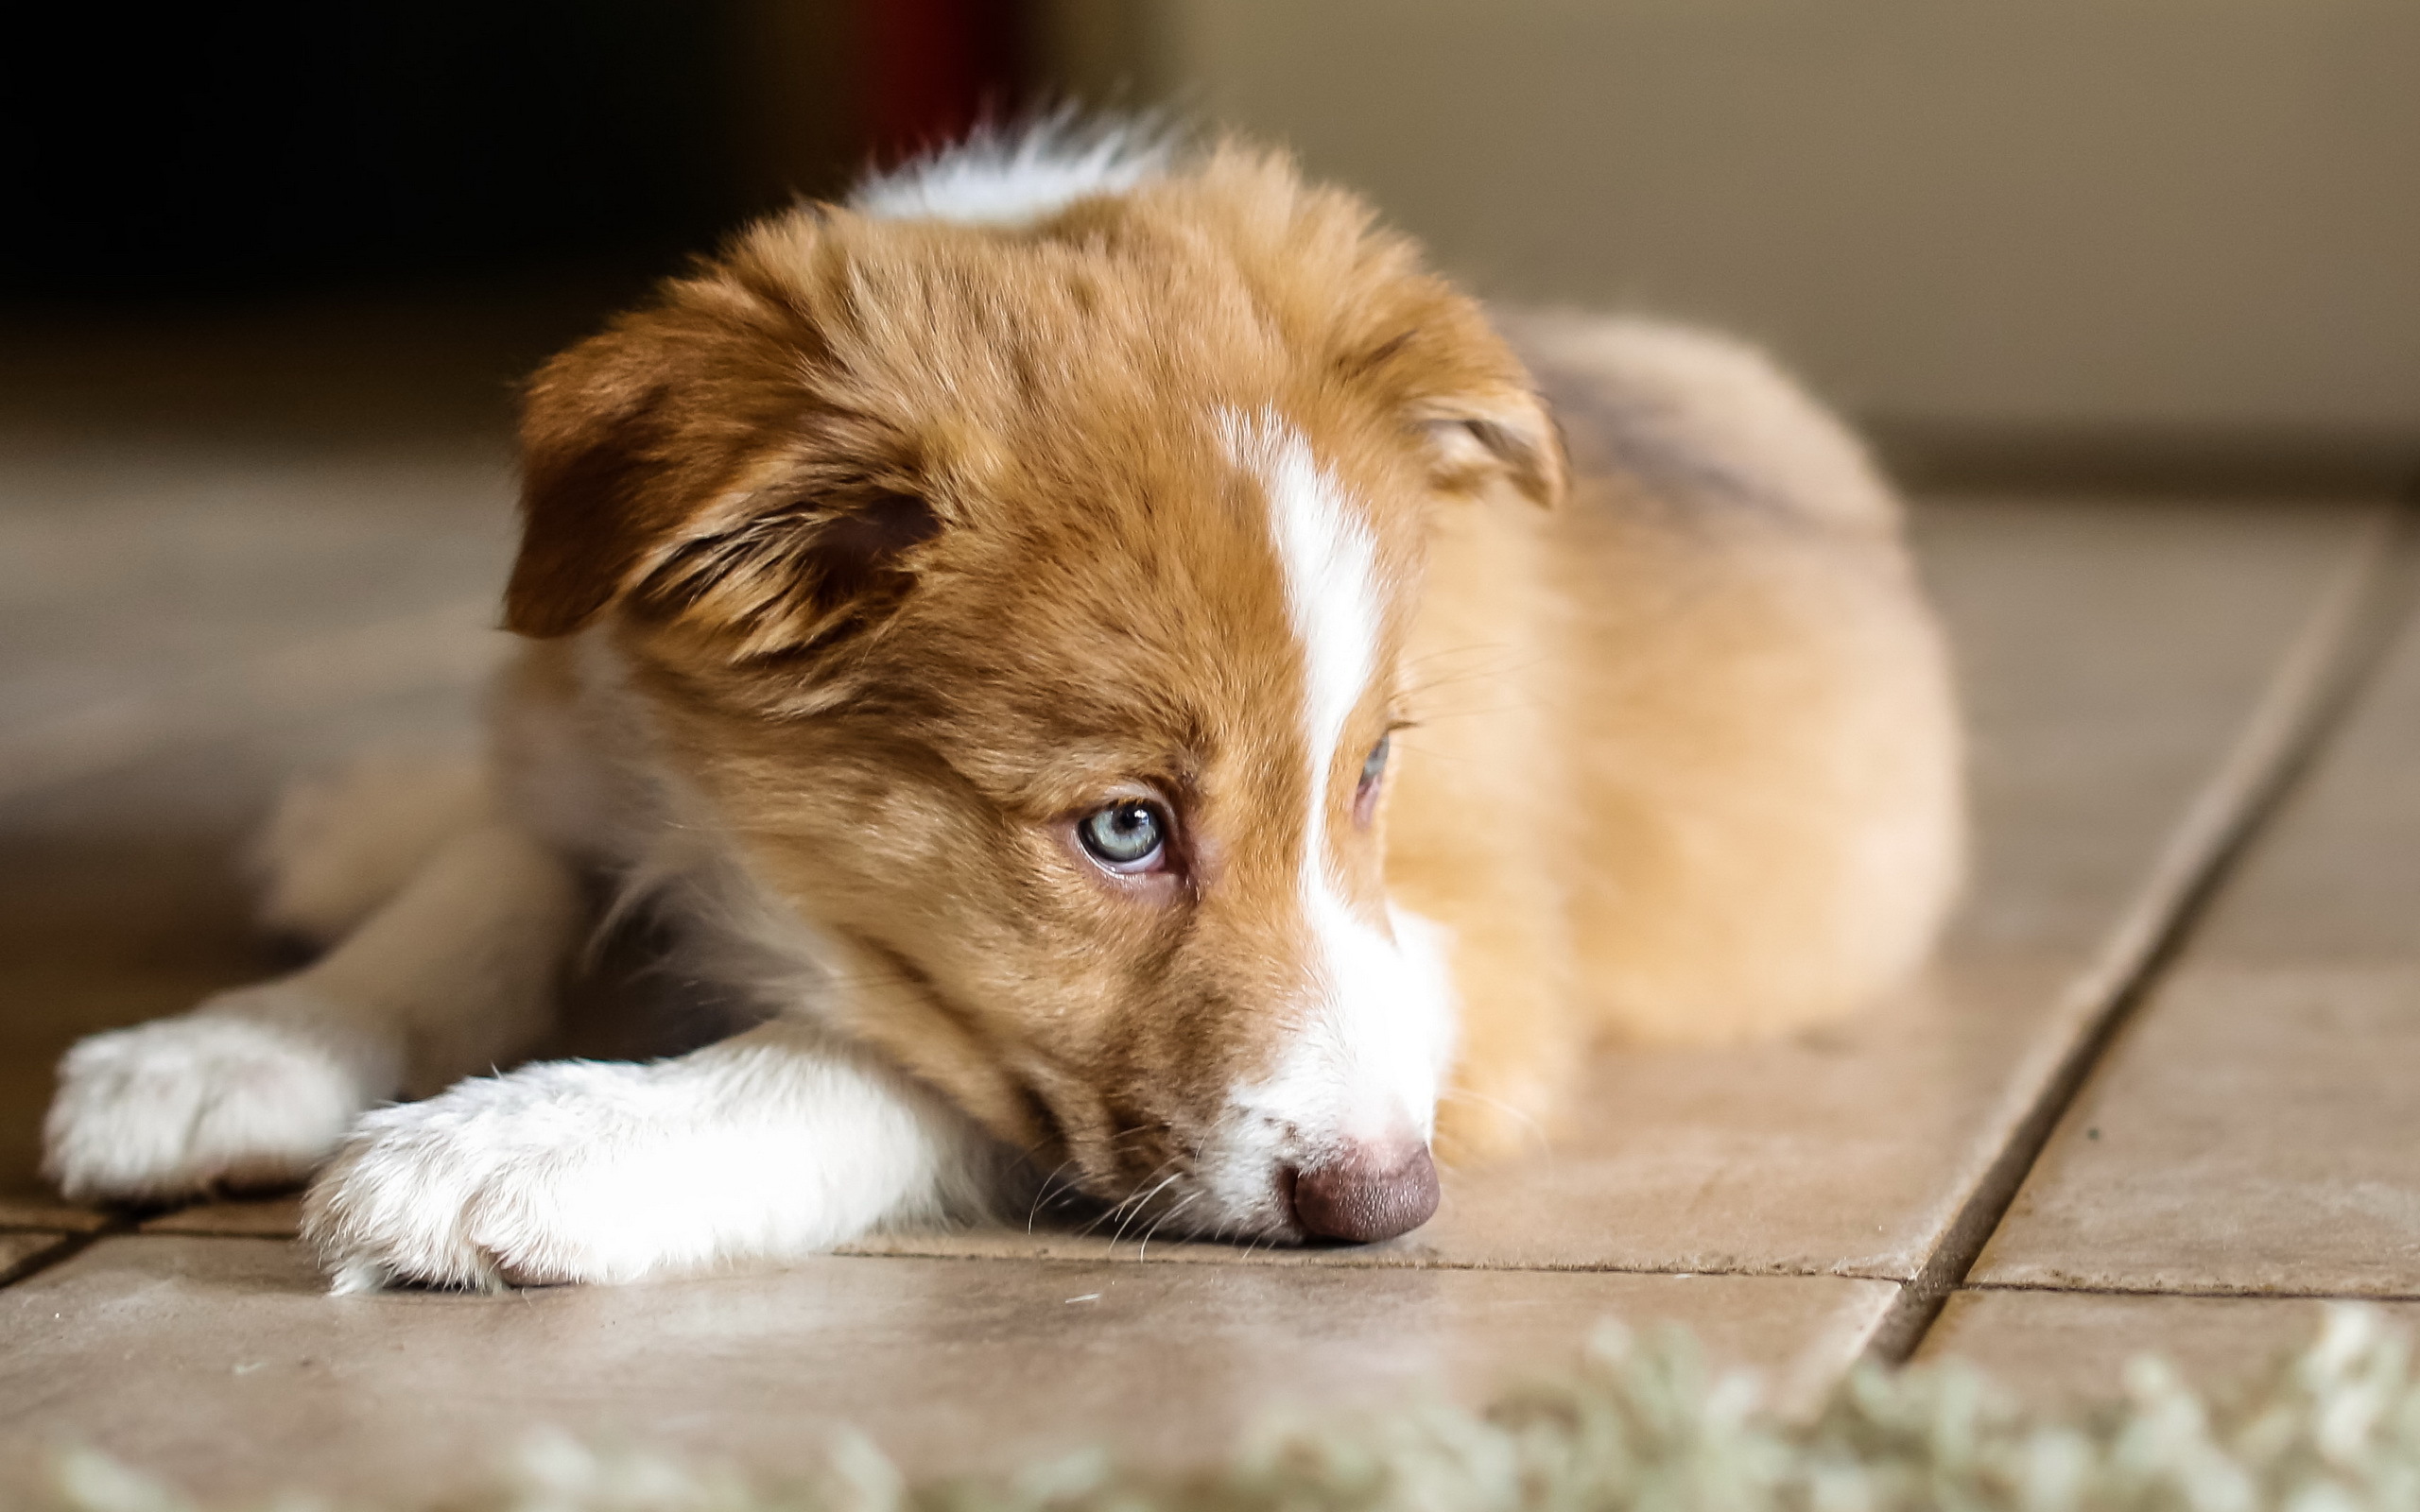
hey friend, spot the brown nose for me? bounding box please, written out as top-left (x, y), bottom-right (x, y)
top-left (1289, 1142), bottom-right (1441, 1243)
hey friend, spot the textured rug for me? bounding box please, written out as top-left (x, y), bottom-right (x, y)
top-left (45, 1306), bottom-right (2416, 1512)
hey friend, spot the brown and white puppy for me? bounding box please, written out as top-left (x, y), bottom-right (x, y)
top-left (41, 126), bottom-right (1963, 1289)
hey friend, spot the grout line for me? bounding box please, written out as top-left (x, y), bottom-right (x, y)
top-left (128, 1223), bottom-right (305, 1241)
top-left (148, 1225), bottom-right (1905, 1283)
top-left (0, 1216), bottom-right (137, 1289)
top-left (43, 1227), bottom-right (1901, 1282)
top-left (1860, 490), bottom-right (2420, 1366)
top-left (1963, 1280), bottom-right (2420, 1305)
top-left (834, 1244), bottom-right (1879, 1280)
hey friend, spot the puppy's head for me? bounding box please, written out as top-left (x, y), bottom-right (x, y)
top-left (507, 141), bottom-right (1562, 1244)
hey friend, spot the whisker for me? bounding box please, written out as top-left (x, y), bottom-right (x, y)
top-left (1076, 1157), bottom-right (1179, 1239)
top-left (1437, 1086), bottom-right (1552, 1152)
top-left (1026, 1156), bottom-right (1084, 1232)
top-left (1137, 1191), bottom-right (1201, 1260)
top-left (1112, 1171), bottom-right (1185, 1249)
top-left (1024, 1123), bottom-right (1183, 1235)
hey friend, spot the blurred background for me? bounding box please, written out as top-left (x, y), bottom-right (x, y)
top-left (8, 0), bottom-right (2416, 485)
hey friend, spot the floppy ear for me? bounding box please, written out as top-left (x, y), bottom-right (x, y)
top-left (623, 473), bottom-right (942, 660)
top-left (504, 322), bottom-right (695, 640)
top-left (1406, 385), bottom-right (1566, 507)
top-left (1342, 314), bottom-right (1567, 509)
top-left (503, 320), bottom-right (942, 657)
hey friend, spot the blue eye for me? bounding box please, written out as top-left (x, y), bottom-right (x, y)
top-left (1359, 735), bottom-right (1391, 792)
top-left (1352, 735), bottom-right (1392, 826)
top-left (1079, 801), bottom-right (1167, 871)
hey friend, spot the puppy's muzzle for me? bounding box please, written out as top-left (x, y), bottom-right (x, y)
top-left (1288, 1139), bottom-right (1439, 1243)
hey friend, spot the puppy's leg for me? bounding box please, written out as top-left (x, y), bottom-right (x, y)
top-left (302, 1021), bottom-right (999, 1291)
top-left (43, 821), bottom-right (580, 1204)
top-left (250, 749), bottom-right (492, 947)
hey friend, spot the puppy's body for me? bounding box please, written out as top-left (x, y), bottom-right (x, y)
top-left (1394, 316), bottom-right (1962, 1156)
top-left (43, 130), bottom-right (1962, 1287)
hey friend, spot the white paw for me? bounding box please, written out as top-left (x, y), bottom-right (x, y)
top-left (43, 994), bottom-right (387, 1204)
top-left (302, 1062), bottom-right (679, 1293)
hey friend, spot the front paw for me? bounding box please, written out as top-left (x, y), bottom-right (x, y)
top-left (302, 1062), bottom-right (666, 1293)
top-left (43, 994), bottom-right (382, 1204)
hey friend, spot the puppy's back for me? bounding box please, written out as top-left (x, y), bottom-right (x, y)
top-left (1545, 317), bottom-right (1963, 1044)
top-left (1394, 314), bottom-right (1963, 1091)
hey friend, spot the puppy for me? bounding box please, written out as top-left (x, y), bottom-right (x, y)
top-left (42, 126), bottom-right (1962, 1289)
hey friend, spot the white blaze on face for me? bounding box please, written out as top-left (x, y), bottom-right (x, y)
top-left (1213, 410), bottom-right (1457, 1197)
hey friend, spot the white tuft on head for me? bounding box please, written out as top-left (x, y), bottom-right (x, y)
top-left (1214, 410), bottom-right (1455, 1197)
top-left (851, 115), bottom-right (1175, 227)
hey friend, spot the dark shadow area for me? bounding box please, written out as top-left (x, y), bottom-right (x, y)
top-left (13, 4), bottom-right (736, 301)
top-left (8, 0), bottom-right (1034, 306)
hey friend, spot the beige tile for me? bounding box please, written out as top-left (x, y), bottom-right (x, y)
top-left (0, 1236), bottom-right (1890, 1502)
top-left (0, 592), bottom-right (504, 806)
top-left (2184, 597), bottom-right (2420, 961)
top-left (0, 465), bottom-right (509, 749)
top-left (870, 500), bottom-right (2394, 1279)
top-left (0, 1230), bottom-right (75, 1282)
top-left (1915, 498), bottom-right (2388, 955)
top-left (1974, 602), bottom-right (2420, 1296)
top-left (1972, 961), bottom-right (2420, 1295)
top-left (1917, 1289), bottom-right (2420, 1403)
top-left (0, 1194), bottom-right (112, 1235)
top-left (140, 1197), bottom-right (304, 1238)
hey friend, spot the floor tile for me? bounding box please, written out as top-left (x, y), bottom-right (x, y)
top-left (0, 1236), bottom-right (1890, 1501)
top-left (1974, 964), bottom-right (2420, 1296)
top-left (2171, 593), bottom-right (2420, 963)
top-left (0, 1200), bottom-right (111, 1235)
top-left (864, 500), bottom-right (2394, 1280)
top-left (1917, 1289), bottom-right (2420, 1402)
top-left (0, 453), bottom-right (510, 762)
top-left (1915, 499), bottom-right (2389, 959)
top-left (141, 1198), bottom-right (303, 1238)
top-left (0, 1230), bottom-right (75, 1283)
top-left (1974, 601), bottom-right (2420, 1296)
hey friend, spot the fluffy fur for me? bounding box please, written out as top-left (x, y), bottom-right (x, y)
top-left (42, 128), bottom-right (1963, 1287)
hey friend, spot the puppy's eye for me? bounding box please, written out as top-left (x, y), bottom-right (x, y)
top-left (1360, 735), bottom-right (1392, 790)
top-left (1354, 735), bottom-right (1391, 826)
top-left (1078, 800), bottom-right (1167, 873)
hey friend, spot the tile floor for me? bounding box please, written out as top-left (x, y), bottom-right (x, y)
top-left (1, 305), bottom-right (2414, 1500)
